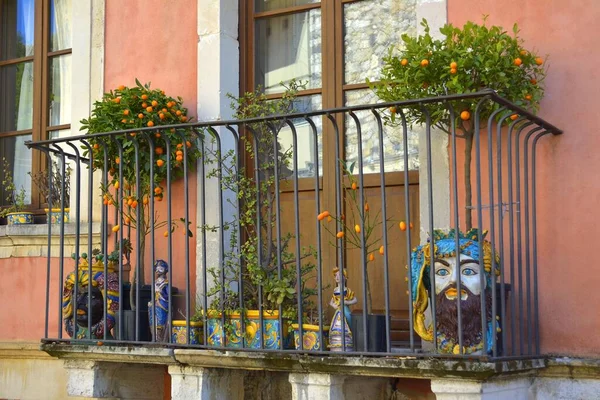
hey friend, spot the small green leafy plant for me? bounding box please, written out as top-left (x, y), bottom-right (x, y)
top-left (0, 158), bottom-right (29, 218)
top-left (370, 17), bottom-right (547, 228)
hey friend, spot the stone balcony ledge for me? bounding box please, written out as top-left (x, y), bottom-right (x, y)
top-left (41, 342), bottom-right (546, 380)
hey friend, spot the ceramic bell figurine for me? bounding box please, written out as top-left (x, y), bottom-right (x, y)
top-left (410, 229), bottom-right (501, 354)
top-left (328, 267), bottom-right (357, 351)
top-left (148, 260), bottom-right (170, 342)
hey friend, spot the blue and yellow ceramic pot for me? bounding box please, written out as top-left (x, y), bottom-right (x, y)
top-left (207, 310), bottom-right (291, 349)
top-left (171, 320), bottom-right (203, 344)
top-left (45, 208), bottom-right (70, 224)
top-left (6, 212), bottom-right (34, 225)
top-left (291, 324), bottom-right (329, 351)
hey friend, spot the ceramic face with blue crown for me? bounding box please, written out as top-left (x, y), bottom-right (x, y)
top-left (410, 229), bottom-right (500, 354)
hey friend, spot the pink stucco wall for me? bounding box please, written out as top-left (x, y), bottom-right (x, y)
top-left (449, 0), bottom-right (600, 356)
top-left (103, 0), bottom-right (199, 301)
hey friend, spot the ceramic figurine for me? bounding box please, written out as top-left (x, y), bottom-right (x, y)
top-left (328, 267), bottom-right (357, 351)
top-left (410, 229), bottom-right (500, 354)
top-left (62, 254), bottom-right (120, 339)
top-left (148, 260), bottom-right (170, 342)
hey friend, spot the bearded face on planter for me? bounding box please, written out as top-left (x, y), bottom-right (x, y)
top-left (410, 229), bottom-right (500, 354)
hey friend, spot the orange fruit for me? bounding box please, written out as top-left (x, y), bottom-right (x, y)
top-left (327, 216), bottom-right (333, 222)
top-left (186, 141), bottom-right (192, 148)
top-left (399, 221), bottom-right (407, 231)
top-left (127, 198), bottom-right (133, 206)
top-left (103, 199), bottom-right (108, 205)
top-left (142, 102), bottom-right (148, 108)
top-left (450, 61), bottom-right (457, 69)
top-left (117, 85), bottom-right (125, 91)
top-left (154, 187), bottom-right (162, 195)
top-left (176, 155), bottom-right (183, 162)
top-left (113, 97), bottom-right (121, 104)
top-left (379, 245), bottom-right (384, 255)
top-left (143, 196), bottom-right (149, 205)
top-left (164, 231), bottom-right (169, 238)
top-left (530, 78), bottom-right (537, 85)
top-left (535, 57), bottom-right (543, 65)
top-left (159, 113), bottom-right (165, 120)
top-left (156, 196), bottom-right (163, 202)
top-left (176, 110), bottom-right (182, 116)
top-left (460, 110), bottom-right (471, 121)
top-left (146, 106), bottom-right (153, 113)
top-left (520, 50), bottom-right (527, 56)
top-left (93, 143), bottom-right (99, 150)
top-left (514, 58), bottom-right (522, 66)
top-left (155, 133), bottom-right (161, 138)
top-left (156, 159), bottom-right (164, 167)
top-left (141, 94), bottom-right (148, 100)
top-left (510, 114), bottom-right (519, 121)
top-left (147, 121), bottom-right (155, 127)
top-left (162, 108), bottom-right (168, 113)
top-left (389, 106), bottom-right (397, 114)
top-left (114, 181), bottom-right (119, 190)
top-left (123, 109), bottom-right (130, 116)
top-left (369, 253), bottom-right (375, 261)
top-left (112, 225), bottom-right (120, 232)
top-left (317, 211), bottom-right (330, 221)
top-left (151, 100), bottom-right (158, 107)
top-left (125, 217), bottom-right (131, 224)
top-left (138, 113), bottom-right (144, 119)
top-left (176, 150), bottom-right (183, 156)
top-left (177, 143), bottom-right (183, 149)
top-left (121, 118), bottom-right (127, 123)
top-left (336, 231), bottom-right (344, 239)
top-left (351, 182), bottom-right (357, 190)
top-left (155, 147), bottom-right (164, 155)
top-left (450, 68), bottom-right (457, 74)
top-left (354, 224), bottom-right (361, 233)
top-left (420, 59), bottom-right (429, 67)
top-left (364, 202), bottom-right (369, 212)
top-left (524, 94), bottom-right (532, 101)
top-left (401, 58), bottom-right (408, 66)
top-left (131, 200), bottom-right (138, 208)
top-left (115, 157), bottom-right (120, 164)
top-left (180, 116), bottom-right (188, 122)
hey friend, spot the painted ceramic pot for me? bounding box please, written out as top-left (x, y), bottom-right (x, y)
top-left (291, 324), bottom-right (329, 351)
top-left (171, 321), bottom-right (203, 344)
top-left (6, 212), bottom-right (34, 225)
top-left (45, 208), bottom-right (70, 224)
top-left (207, 310), bottom-right (291, 349)
top-left (62, 259), bottom-right (120, 340)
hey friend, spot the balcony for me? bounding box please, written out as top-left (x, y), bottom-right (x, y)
top-left (27, 90), bottom-right (561, 366)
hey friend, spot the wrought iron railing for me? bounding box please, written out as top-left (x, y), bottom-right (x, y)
top-left (28, 90), bottom-right (561, 360)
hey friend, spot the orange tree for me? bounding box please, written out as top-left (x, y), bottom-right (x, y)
top-left (80, 80), bottom-right (199, 308)
top-left (370, 17), bottom-right (547, 228)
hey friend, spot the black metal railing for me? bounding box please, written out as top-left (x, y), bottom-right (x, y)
top-left (28, 90), bottom-right (561, 360)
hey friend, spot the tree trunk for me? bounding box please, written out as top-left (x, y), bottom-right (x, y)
top-left (130, 208), bottom-right (146, 310)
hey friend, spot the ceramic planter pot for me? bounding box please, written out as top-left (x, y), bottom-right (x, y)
top-left (206, 310), bottom-right (292, 349)
top-left (291, 324), bottom-right (329, 351)
top-left (6, 212), bottom-right (34, 225)
top-left (171, 320), bottom-right (203, 344)
top-left (45, 208), bottom-right (70, 224)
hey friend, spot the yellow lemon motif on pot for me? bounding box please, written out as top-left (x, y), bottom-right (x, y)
top-left (19, 216), bottom-right (26, 223)
top-left (246, 322), bottom-right (258, 340)
top-left (303, 332), bottom-right (318, 350)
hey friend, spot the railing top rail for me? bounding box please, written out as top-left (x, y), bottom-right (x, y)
top-left (25, 89), bottom-right (562, 151)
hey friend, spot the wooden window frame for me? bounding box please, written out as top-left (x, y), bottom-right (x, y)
top-left (0, 0), bottom-right (72, 214)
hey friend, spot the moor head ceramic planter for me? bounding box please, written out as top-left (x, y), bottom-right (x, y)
top-left (410, 229), bottom-right (500, 354)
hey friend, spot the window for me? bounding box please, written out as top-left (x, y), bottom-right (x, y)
top-left (0, 0), bottom-right (72, 210)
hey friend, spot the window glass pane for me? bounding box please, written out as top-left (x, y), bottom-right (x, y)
top-left (255, 0), bottom-right (319, 12)
top-left (49, 0), bottom-right (72, 52)
top-left (0, 134), bottom-right (32, 207)
top-left (276, 95), bottom-right (322, 178)
top-left (0, 0), bottom-right (35, 61)
top-left (0, 61), bottom-right (34, 132)
top-left (344, 89), bottom-right (419, 174)
top-left (343, 0), bottom-right (417, 85)
top-left (255, 9), bottom-right (321, 94)
top-left (48, 54), bottom-right (71, 126)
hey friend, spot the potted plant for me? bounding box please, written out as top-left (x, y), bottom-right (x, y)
top-left (0, 158), bottom-right (33, 225)
top-left (202, 80), bottom-right (317, 350)
top-left (29, 160), bottom-right (71, 224)
top-left (80, 79), bottom-right (199, 331)
top-left (319, 161), bottom-right (393, 352)
top-left (369, 17), bottom-right (546, 228)
top-left (172, 303), bottom-right (204, 345)
top-left (291, 303), bottom-right (329, 351)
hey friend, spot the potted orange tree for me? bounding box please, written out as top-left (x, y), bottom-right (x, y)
top-left (369, 17), bottom-right (546, 228)
top-left (80, 80), bottom-right (199, 340)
